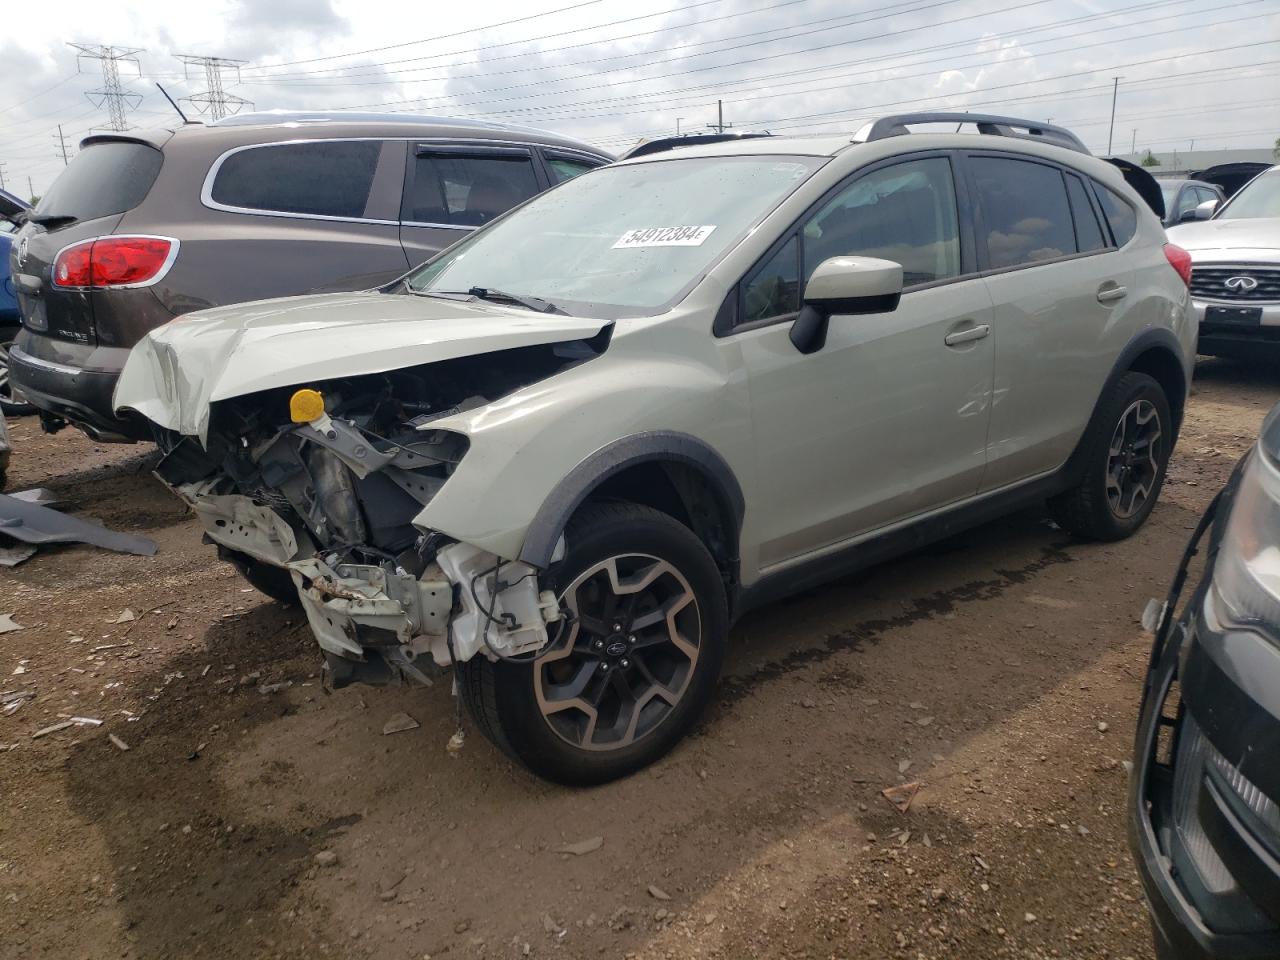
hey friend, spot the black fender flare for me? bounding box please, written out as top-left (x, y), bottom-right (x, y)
top-left (517, 431), bottom-right (746, 570)
top-left (1059, 326), bottom-right (1188, 487)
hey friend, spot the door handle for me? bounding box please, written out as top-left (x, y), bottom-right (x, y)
top-left (1097, 283), bottom-right (1127, 303)
top-left (944, 323), bottom-right (990, 346)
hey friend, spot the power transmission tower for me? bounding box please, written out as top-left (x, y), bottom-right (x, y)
top-left (175, 55), bottom-right (253, 121)
top-left (53, 124), bottom-right (72, 166)
top-left (69, 43), bottom-right (144, 131)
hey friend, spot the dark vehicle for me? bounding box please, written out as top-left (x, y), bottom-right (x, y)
top-left (0, 189), bottom-right (33, 414)
top-left (1131, 401), bottom-right (1280, 959)
top-left (8, 112), bottom-right (611, 441)
top-left (1160, 179), bottom-right (1226, 227)
top-left (1193, 162), bottom-right (1274, 201)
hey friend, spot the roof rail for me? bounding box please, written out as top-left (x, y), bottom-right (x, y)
top-left (857, 113), bottom-right (1090, 155)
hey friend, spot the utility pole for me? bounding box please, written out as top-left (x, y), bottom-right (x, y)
top-left (675, 117), bottom-right (684, 136)
top-left (174, 54), bottom-right (253, 121)
top-left (1106, 76), bottom-right (1121, 155)
top-left (53, 124), bottom-right (72, 166)
top-left (28, 175), bottom-right (34, 199)
top-left (69, 43), bottom-right (144, 131)
top-left (1131, 129), bottom-right (1137, 154)
top-left (0, 163), bottom-right (7, 192)
top-left (707, 100), bottom-right (733, 135)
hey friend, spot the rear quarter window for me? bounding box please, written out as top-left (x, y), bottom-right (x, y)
top-left (35, 141), bottom-right (162, 223)
top-left (1094, 183), bottom-right (1138, 247)
top-left (209, 140), bottom-right (382, 219)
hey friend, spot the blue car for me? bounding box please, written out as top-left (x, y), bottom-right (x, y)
top-left (1, 187), bottom-right (33, 414)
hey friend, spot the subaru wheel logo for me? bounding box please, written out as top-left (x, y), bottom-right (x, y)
top-left (1224, 275), bottom-right (1259, 292)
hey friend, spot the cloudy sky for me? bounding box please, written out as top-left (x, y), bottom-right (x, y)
top-left (1, 0), bottom-right (1277, 197)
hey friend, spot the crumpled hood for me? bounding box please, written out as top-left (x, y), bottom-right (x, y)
top-left (1166, 217), bottom-right (1280, 258)
top-left (114, 291), bottom-right (608, 443)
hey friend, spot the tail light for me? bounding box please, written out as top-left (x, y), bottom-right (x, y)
top-left (1164, 243), bottom-right (1193, 287)
top-left (52, 236), bottom-right (177, 289)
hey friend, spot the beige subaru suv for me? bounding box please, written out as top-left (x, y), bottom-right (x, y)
top-left (116, 113), bottom-right (1196, 784)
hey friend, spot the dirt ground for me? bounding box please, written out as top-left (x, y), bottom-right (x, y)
top-left (2, 357), bottom-right (1277, 960)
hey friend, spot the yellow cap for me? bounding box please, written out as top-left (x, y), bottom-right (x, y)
top-left (289, 388), bottom-right (325, 424)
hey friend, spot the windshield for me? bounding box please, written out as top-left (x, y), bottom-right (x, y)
top-left (1218, 169), bottom-right (1280, 219)
top-left (1159, 184), bottom-right (1179, 203)
top-left (405, 155), bottom-right (824, 317)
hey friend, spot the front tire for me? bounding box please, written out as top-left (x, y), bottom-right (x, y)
top-left (458, 502), bottom-right (728, 785)
top-left (1048, 371), bottom-right (1172, 541)
top-left (218, 546), bottom-right (300, 606)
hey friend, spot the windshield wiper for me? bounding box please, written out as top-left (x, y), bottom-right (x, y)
top-left (29, 212), bottom-right (78, 228)
top-left (464, 287), bottom-right (568, 315)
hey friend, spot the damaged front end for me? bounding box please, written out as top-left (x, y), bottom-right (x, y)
top-left (152, 342), bottom-right (591, 687)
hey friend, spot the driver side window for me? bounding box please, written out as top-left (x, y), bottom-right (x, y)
top-left (736, 157), bottom-right (961, 329)
top-left (802, 157), bottom-right (960, 286)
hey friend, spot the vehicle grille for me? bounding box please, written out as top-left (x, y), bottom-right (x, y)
top-left (1190, 264), bottom-right (1280, 303)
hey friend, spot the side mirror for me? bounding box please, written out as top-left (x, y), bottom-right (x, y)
top-left (1192, 198), bottom-right (1219, 221)
top-left (790, 256), bottom-right (903, 354)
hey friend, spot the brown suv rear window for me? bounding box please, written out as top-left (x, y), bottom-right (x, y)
top-left (35, 141), bottom-right (162, 224)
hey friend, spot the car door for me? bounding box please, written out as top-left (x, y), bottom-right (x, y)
top-left (399, 143), bottom-right (546, 269)
top-left (734, 153), bottom-right (997, 567)
top-left (969, 153), bottom-right (1132, 491)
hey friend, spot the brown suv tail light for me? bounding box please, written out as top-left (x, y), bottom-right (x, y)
top-left (53, 236), bottom-right (178, 289)
top-left (1164, 243), bottom-right (1193, 287)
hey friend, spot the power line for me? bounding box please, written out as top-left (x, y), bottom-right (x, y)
top-left (422, 8), bottom-right (1272, 127)
top-left (242, 0), bottom-right (612, 73)
top-left (248, 0), bottom-right (734, 82)
top-left (590, 56), bottom-right (1280, 147)
top-left (69, 43), bottom-right (144, 131)
top-left (250, 0), bottom-right (937, 85)
top-left (174, 54), bottom-right (253, 120)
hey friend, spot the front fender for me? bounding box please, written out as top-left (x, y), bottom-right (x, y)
top-left (411, 347), bottom-right (752, 561)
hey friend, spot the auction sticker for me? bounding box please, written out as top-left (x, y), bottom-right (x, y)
top-left (613, 225), bottom-right (717, 248)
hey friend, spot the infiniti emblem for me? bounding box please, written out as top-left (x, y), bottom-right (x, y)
top-left (1224, 275), bottom-right (1259, 292)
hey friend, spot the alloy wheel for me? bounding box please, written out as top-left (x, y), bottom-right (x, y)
top-left (1106, 398), bottom-right (1162, 519)
top-left (534, 554), bottom-right (701, 751)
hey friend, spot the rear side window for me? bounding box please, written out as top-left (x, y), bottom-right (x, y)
top-left (1094, 183), bottom-right (1138, 247)
top-left (210, 141), bottom-right (381, 219)
top-left (546, 155), bottom-right (599, 184)
top-left (1064, 173), bottom-right (1107, 253)
top-left (971, 157), bottom-right (1076, 269)
top-left (402, 153), bottom-right (540, 227)
top-left (36, 141), bottom-right (162, 223)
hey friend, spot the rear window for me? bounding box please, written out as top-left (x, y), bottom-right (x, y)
top-left (35, 141), bottom-right (162, 223)
top-left (210, 140), bottom-right (382, 219)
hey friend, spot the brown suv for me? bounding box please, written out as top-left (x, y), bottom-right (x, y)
top-left (8, 112), bottom-right (610, 440)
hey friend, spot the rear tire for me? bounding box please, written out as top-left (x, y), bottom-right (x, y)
top-left (219, 547), bottom-right (300, 606)
top-left (0, 331), bottom-right (36, 416)
top-left (458, 501), bottom-right (728, 785)
top-left (1048, 371), bottom-right (1172, 541)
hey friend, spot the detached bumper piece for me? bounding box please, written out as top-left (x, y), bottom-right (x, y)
top-left (1131, 590), bottom-right (1280, 960)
